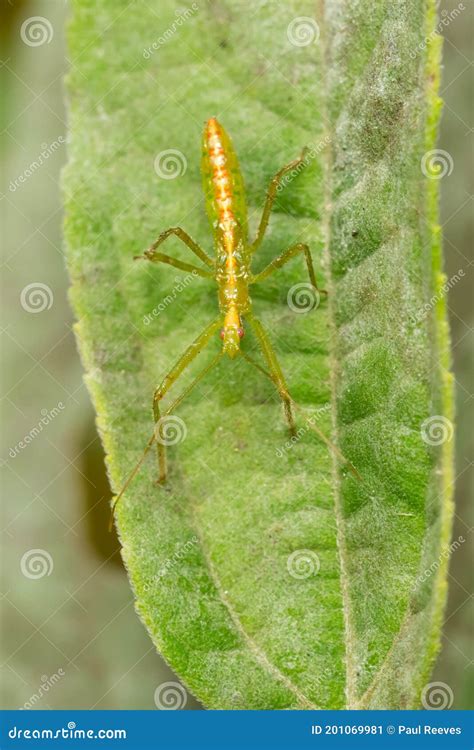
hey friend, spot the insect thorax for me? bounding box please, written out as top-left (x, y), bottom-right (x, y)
top-left (215, 231), bottom-right (251, 315)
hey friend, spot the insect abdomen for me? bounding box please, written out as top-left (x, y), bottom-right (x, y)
top-left (201, 118), bottom-right (247, 242)
top-left (202, 118), bottom-right (251, 338)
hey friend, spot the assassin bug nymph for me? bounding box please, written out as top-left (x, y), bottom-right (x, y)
top-left (110, 117), bottom-right (346, 526)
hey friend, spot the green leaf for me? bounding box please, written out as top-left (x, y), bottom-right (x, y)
top-left (64, 0), bottom-right (454, 708)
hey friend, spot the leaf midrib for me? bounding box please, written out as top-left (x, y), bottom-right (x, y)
top-left (318, 5), bottom-right (357, 710)
top-left (190, 500), bottom-right (320, 709)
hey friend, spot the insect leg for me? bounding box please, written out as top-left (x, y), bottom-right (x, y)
top-left (250, 151), bottom-right (308, 253)
top-left (109, 430), bottom-right (157, 531)
top-left (153, 317), bottom-right (222, 481)
top-left (136, 250), bottom-right (213, 279)
top-left (238, 348), bottom-right (361, 481)
top-left (246, 312), bottom-right (296, 435)
top-left (155, 350), bottom-right (223, 476)
top-left (251, 242), bottom-right (326, 294)
top-left (109, 347), bottom-right (221, 530)
top-left (142, 226), bottom-right (214, 268)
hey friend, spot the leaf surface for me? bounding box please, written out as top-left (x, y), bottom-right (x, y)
top-left (64, 0), bottom-right (454, 708)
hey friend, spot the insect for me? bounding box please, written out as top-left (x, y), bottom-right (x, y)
top-left (110, 117), bottom-right (354, 528)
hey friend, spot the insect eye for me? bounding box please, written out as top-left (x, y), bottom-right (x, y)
top-left (237, 327), bottom-right (244, 338)
top-left (219, 329), bottom-right (225, 339)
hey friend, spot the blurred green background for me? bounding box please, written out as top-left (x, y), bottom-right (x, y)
top-left (1, 0), bottom-right (472, 710)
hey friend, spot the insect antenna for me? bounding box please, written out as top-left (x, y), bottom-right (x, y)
top-left (108, 429), bottom-right (157, 532)
top-left (238, 349), bottom-right (361, 481)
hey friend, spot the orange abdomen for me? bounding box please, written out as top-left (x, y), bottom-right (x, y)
top-left (206, 118), bottom-right (236, 267)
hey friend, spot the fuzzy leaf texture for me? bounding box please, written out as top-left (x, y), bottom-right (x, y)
top-left (64, 0), bottom-right (454, 709)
